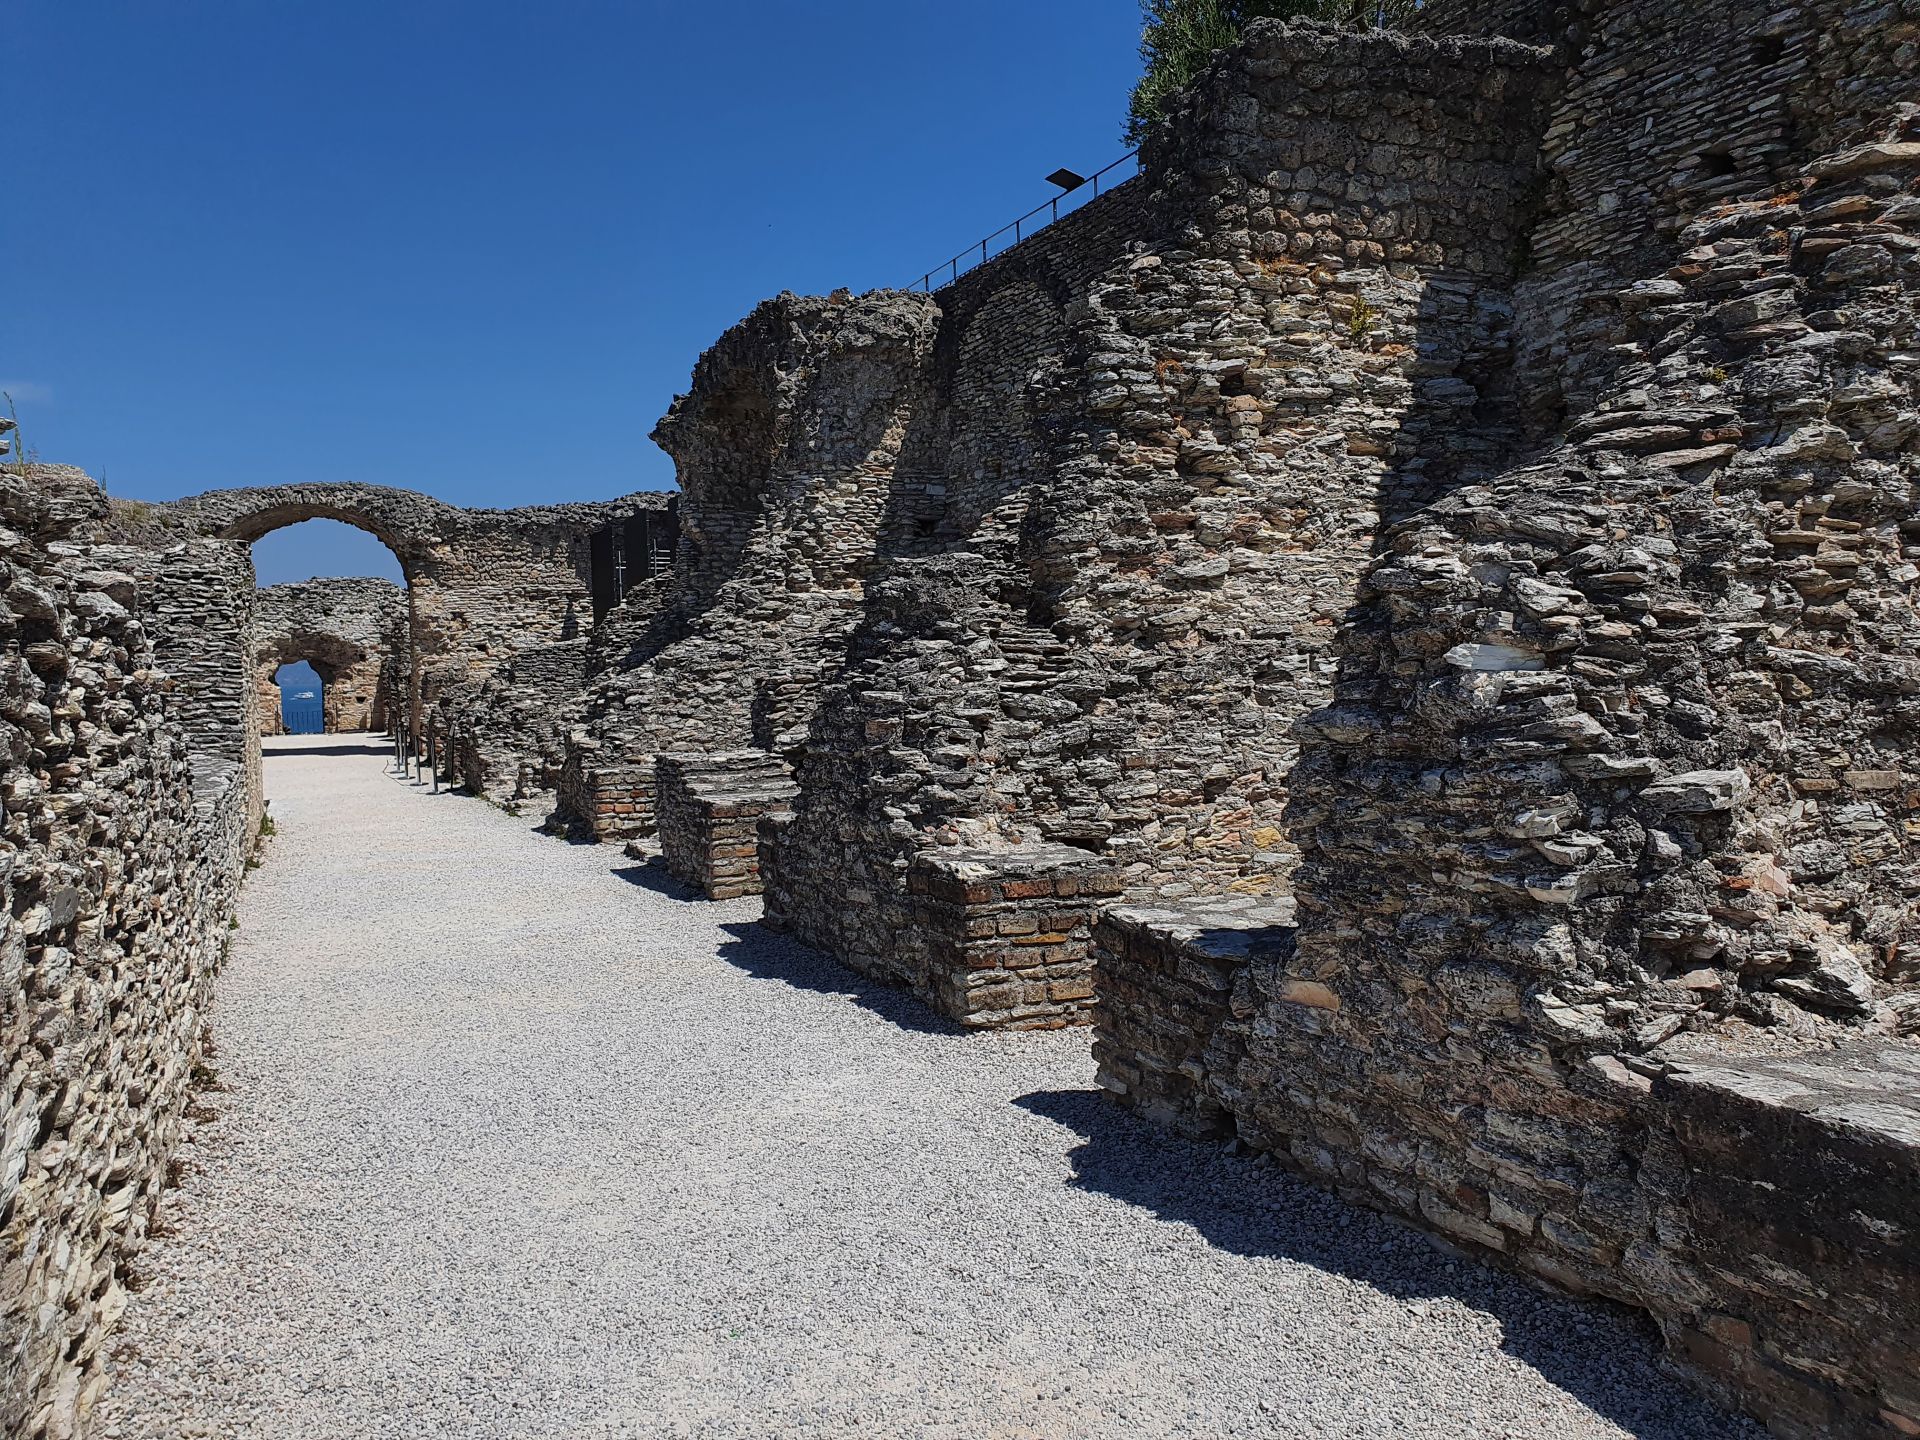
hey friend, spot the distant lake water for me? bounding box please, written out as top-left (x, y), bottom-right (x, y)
top-left (279, 660), bottom-right (325, 735)
top-left (282, 694), bottom-right (324, 734)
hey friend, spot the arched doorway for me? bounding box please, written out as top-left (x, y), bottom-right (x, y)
top-left (249, 532), bottom-right (410, 744)
top-left (274, 660), bottom-right (326, 735)
top-left (155, 483), bottom-right (451, 737)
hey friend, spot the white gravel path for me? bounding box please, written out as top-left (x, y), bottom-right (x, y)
top-left (98, 734), bottom-right (1752, 1440)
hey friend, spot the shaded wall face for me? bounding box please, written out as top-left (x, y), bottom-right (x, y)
top-left (1009, 22), bottom-right (1553, 900)
top-left (1416, 0), bottom-right (1920, 424)
top-left (762, 24), bottom-right (1555, 996)
top-left (762, 204), bottom-right (1148, 985)
top-left (561, 294), bottom-right (940, 835)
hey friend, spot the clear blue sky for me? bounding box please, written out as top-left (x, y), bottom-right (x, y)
top-left (8, 2), bottom-right (1144, 583)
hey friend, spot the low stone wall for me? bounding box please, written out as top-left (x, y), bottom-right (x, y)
top-left (555, 745), bottom-right (653, 840)
top-left (774, 842), bottom-right (1120, 1029)
top-left (0, 468), bottom-right (255, 1440)
top-left (654, 751), bottom-right (795, 899)
top-left (908, 845), bottom-right (1122, 1029)
top-left (1090, 896), bottom-right (1298, 1138)
top-left (1648, 1047), bottom-right (1920, 1435)
top-left (1102, 899), bottom-right (1920, 1436)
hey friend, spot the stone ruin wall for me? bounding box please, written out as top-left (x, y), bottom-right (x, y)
top-left (1082, 7), bottom-right (1920, 1437)
top-left (0, 475), bottom-right (675, 1435)
top-left (252, 577), bottom-right (406, 734)
top-left (1421, 0), bottom-right (1920, 428)
top-left (556, 293), bottom-right (938, 839)
top-left (554, 5), bottom-right (1919, 1433)
top-left (150, 482), bottom-right (674, 801)
top-left (7, 3), bottom-right (1918, 1434)
top-left (1, 469), bottom-right (259, 1440)
top-left (760, 23), bottom-right (1556, 1020)
top-left (401, 497), bottom-right (675, 801)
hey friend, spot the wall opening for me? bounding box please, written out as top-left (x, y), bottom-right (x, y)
top-left (247, 517), bottom-right (411, 745)
top-left (588, 510), bottom-right (679, 623)
top-left (1697, 146), bottom-right (1739, 178)
top-left (276, 660), bottom-right (326, 735)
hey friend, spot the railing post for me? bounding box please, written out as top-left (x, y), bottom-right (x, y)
top-left (908, 149), bottom-right (1134, 294)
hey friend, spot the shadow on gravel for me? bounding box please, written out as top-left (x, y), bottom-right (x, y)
top-left (713, 921), bottom-right (965, 1037)
top-left (1015, 1087), bottom-right (1759, 1440)
top-left (261, 742), bottom-right (391, 758)
top-left (612, 862), bottom-right (699, 901)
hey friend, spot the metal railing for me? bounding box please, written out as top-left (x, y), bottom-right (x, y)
top-left (907, 150), bottom-right (1139, 293)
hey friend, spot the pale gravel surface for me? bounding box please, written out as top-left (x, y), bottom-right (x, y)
top-left (98, 734), bottom-right (1751, 1440)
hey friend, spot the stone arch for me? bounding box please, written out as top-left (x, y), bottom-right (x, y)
top-left (256, 640), bottom-right (393, 735)
top-left (155, 481), bottom-right (673, 797)
top-left (160, 485), bottom-right (446, 727)
top-left (159, 482), bottom-right (462, 564)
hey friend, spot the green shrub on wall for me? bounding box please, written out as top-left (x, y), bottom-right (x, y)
top-left (1126, 0), bottom-right (1423, 143)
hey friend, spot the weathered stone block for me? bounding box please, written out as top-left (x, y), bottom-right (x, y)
top-left (655, 751), bottom-right (797, 900)
top-left (906, 844), bottom-right (1122, 1030)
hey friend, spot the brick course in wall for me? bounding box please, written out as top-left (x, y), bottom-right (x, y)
top-left (902, 844), bottom-right (1124, 1030)
top-left (654, 751), bottom-right (795, 899)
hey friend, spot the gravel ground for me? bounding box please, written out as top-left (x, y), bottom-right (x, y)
top-left (98, 734), bottom-right (1753, 1440)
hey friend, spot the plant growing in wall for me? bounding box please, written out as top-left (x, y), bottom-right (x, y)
top-left (1126, 0), bottom-right (1422, 143)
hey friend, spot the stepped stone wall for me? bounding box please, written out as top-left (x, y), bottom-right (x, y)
top-left (0, 468), bottom-right (257, 1440)
top-left (762, 21), bottom-right (1557, 1019)
top-left (252, 577), bottom-right (405, 734)
top-left (577, 7), bottom-right (1918, 1434)
top-left (557, 293), bottom-right (939, 840)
